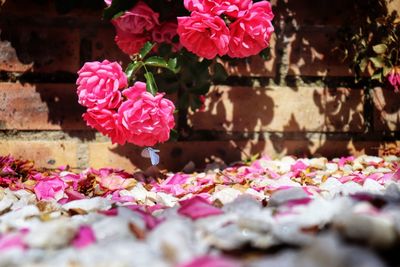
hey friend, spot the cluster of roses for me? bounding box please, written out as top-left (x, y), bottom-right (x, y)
top-left (177, 0), bottom-right (274, 59)
top-left (105, 0), bottom-right (179, 56)
top-left (76, 60), bottom-right (175, 146)
top-left (106, 0), bottom-right (274, 60)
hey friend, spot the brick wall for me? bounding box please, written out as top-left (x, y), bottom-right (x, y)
top-left (0, 0), bottom-right (399, 171)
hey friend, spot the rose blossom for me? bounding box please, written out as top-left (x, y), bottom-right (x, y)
top-left (388, 66), bottom-right (400, 93)
top-left (83, 108), bottom-right (128, 145)
top-left (184, 0), bottom-right (207, 12)
top-left (118, 82), bottom-right (175, 147)
top-left (114, 28), bottom-right (150, 56)
top-left (76, 60), bottom-right (126, 109)
top-left (112, 1), bottom-right (159, 35)
top-left (184, 0), bottom-right (252, 18)
top-left (212, 0), bottom-right (252, 17)
top-left (152, 22), bottom-right (181, 51)
top-left (228, 1), bottom-right (274, 58)
top-left (177, 12), bottom-right (230, 59)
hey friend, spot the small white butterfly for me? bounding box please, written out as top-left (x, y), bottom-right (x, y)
top-left (141, 147), bottom-right (160, 166)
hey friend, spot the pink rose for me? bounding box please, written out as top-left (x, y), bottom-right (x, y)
top-left (34, 177), bottom-right (67, 201)
top-left (152, 22), bottom-right (181, 51)
top-left (228, 1), bottom-right (274, 58)
top-left (388, 66), bottom-right (400, 93)
top-left (83, 108), bottom-right (128, 145)
top-left (184, 0), bottom-right (217, 13)
top-left (76, 60), bottom-right (126, 109)
top-left (112, 1), bottom-right (159, 35)
top-left (177, 12), bottom-right (230, 59)
top-left (211, 0), bottom-right (252, 17)
top-left (118, 82), bottom-right (175, 147)
top-left (184, 0), bottom-right (252, 18)
top-left (104, 0), bottom-right (111, 6)
top-left (114, 29), bottom-right (150, 56)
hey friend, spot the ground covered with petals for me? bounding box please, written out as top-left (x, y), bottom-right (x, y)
top-left (1, 154), bottom-right (400, 266)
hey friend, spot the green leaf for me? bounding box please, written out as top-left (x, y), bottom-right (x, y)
top-left (167, 58), bottom-right (180, 73)
top-left (383, 66), bottom-right (392, 77)
top-left (139, 42), bottom-right (155, 60)
top-left (358, 58), bottom-right (368, 72)
top-left (125, 61), bottom-right (142, 82)
top-left (145, 56), bottom-right (180, 74)
top-left (103, 0), bottom-right (136, 20)
top-left (112, 11), bottom-right (125, 19)
top-left (144, 72), bottom-right (158, 96)
top-left (372, 44), bottom-right (388, 54)
top-left (369, 57), bottom-right (385, 68)
top-left (145, 56), bottom-right (169, 68)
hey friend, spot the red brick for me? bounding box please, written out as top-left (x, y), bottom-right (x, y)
top-left (372, 87), bottom-right (400, 131)
top-left (0, 140), bottom-right (79, 169)
top-left (0, 27), bottom-right (80, 73)
top-left (189, 86), bottom-right (364, 132)
top-left (0, 82), bottom-right (88, 130)
top-left (287, 28), bottom-right (353, 77)
top-left (0, 40), bottom-right (33, 72)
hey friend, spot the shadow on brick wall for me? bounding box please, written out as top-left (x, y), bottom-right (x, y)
top-left (0, 0), bottom-right (100, 140)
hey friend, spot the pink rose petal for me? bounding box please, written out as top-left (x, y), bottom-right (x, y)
top-left (392, 168), bottom-right (400, 181)
top-left (291, 160), bottom-right (308, 173)
top-left (34, 177), bottom-right (67, 201)
top-left (338, 156), bottom-right (355, 167)
top-left (178, 256), bottom-right (241, 267)
top-left (0, 233), bottom-right (26, 251)
top-left (125, 205), bottom-right (163, 229)
top-left (72, 225), bottom-right (96, 249)
top-left (178, 196), bottom-right (223, 219)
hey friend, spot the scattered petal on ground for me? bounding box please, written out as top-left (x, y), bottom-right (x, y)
top-left (0, 154), bottom-right (400, 266)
